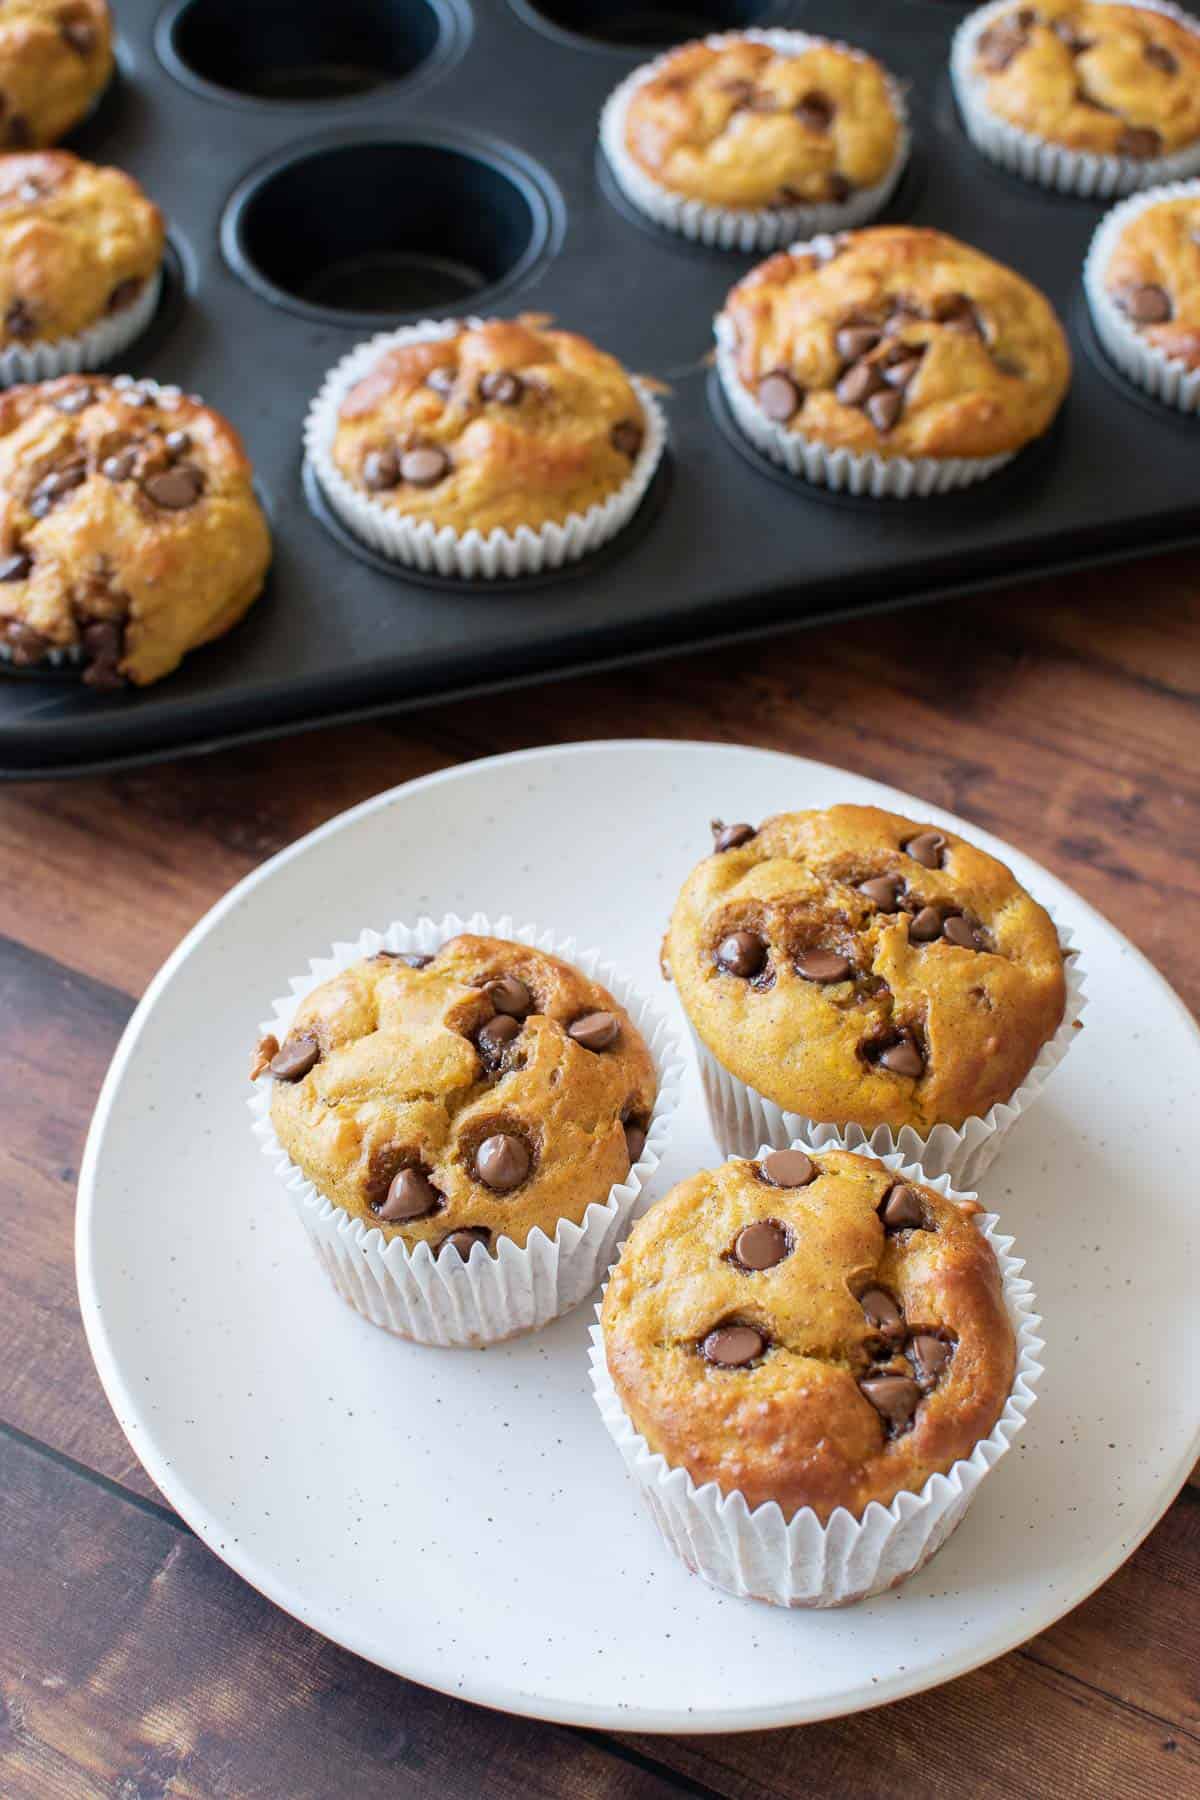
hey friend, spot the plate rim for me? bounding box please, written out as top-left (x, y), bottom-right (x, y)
top-left (74, 737), bottom-right (1200, 1734)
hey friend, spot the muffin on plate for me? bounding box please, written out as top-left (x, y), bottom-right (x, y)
top-left (0, 152), bottom-right (164, 383)
top-left (0, 374), bottom-right (271, 687)
top-left (305, 315), bottom-right (666, 578)
top-left (592, 1145), bottom-right (1040, 1605)
top-left (0, 1), bottom-right (113, 147)
top-left (599, 29), bottom-right (910, 251)
top-left (951, 0), bottom-right (1200, 196)
top-left (1084, 178), bottom-right (1200, 410)
top-left (663, 803), bottom-right (1080, 1181)
top-left (715, 226), bottom-right (1071, 496)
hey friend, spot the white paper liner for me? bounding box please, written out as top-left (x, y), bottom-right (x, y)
top-left (1083, 179), bottom-right (1200, 412)
top-left (598, 29), bottom-right (911, 253)
top-left (248, 912), bottom-right (684, 1348)
top-left (303, 320), bottom-right (667, 579)
top-left (951, 0), bottom-right (1200, 198)
top-left (713, 271), bottom-right (1016, 497)
top-left (590, 1142), bottom-right (1044, 1607)
top-left (0, 266), bottom-right (161, 388)
top-left (685, 915), bottom-right (1084, 1187)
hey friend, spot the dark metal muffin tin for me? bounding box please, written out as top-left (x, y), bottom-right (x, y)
top-left (2, 0), bottom-right (1197, 777)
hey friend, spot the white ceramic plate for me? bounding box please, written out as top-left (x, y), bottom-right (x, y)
top-left (76, 741), bottom-right (1200, 1734)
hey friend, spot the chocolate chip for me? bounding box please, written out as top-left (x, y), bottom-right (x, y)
top-left (477, 1014), bottom-right (520, 1068)
top-left (908, 906), bottom-right (943, 943)
top-left (942, 914), bottom-right (982, 950)
top-left (712, 819), bottom-right (756, 852)
top-left (568, 1011), bottom-right (620, 1051)
top-left (5, 299), bottom-right (35, 340)
top-left (55, 386), bottom-right (94, 415)
top-left (363, 448), bottom-right (400, 491)
top-left (934, 292), bottom-right (983, 335)
top-left (0, 551), bottom-right (31, 582)
top-left (426, 365), bottom-right (457, 396)
top-left (796, 949), bottom-right (852, 983)
top-left (881, 355), bottom-right (923, 391)
top-left (624, 1119), bottom-right (648, 1164)
top-left (1116, 283), bottom-right (1172, 325)
top-left (909, 1333), bottom-right (952, 1384)
top-left (879, 1183), bottom-right (925, 1230)
top-left (702, 1324), bottom-right (765, 1368)
top-left (716, 930), bottom-right (766, 978)
top-left (62, 18), bottom-right (96, 54)
top-left (8, 117), bottom-right (31, 149)
top-left (475, 1132), bottom-right (530, 1191)
top-left (479, 370), bottom-right (523, 405)
top-left (1117, 125), bottom-right (1162, 158)
top-left (268, 1033), bottom-right (320, 1081)
top-left (437, 1226), bottom-right (490, 1260)
top-left (610, 419), bottom-right (643, 458)
top-left (859, 1374), bottom-right (920, 1429)
top-left (1053, 19), bottom-right (1093, 52)
top-left (732, 1220), bottom-right (791, 1271)
top-left (859, 874), bottom-right (903, 911)
top-left (826, 173), bottom-right (852, 205)
top-left (976, 24), bottom-right (1027, 72)
top-left (866, 388), bottom-right (902, 434)
top-left (144, 465), bottom-right (204, 510)
top-left (836, 361), bottom-right (884, 407)
top-left (376, 1167), bottom-right (441, 1223)
top-left (759, 1148), bottom-right (816, 1189)
top-left (719, 77), bottom-right (757, 108)
top-left (836, 325), bottom-right (881, 364)
top-left (400, 445), bottom-right (451, 487)
top-left (101, 450), bottom-right (136, 482)
top-left (487, 973), bottom-right (531, 1017)
top-left (373, 949), bottom-right (432, 967)
top-left (107, 278), bottom-right (143, 314)
top-left (796, 90), bottom-right (835, 132)
top-left (904, 831), bottom-right (945, 869)
top-left (164, 430), bottom-right (192, 457)
top-left (1143, 42), bottom-right (1178, 74)
top-left (3, 619), bottom-right (47, 664)
top-left (757, 371), bottom-right (802, 423)
top-left (879, 1036), bottom-right (925, 1078)
top-left (859, 1286), bottom-right (905, 1340)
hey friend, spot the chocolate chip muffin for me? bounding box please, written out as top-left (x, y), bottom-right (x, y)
top-left (1085, 181), bottom-right (1200, 408)
top-left (600, 1147), bottom-right (1016, 1523)
top-left (0, 2), bottom-right (112, 148)
top-left (716, 228), bottom-right (1071, 490)
top-left (0, 375), bottom-right (271, 686)
top-left (0, 152), bottom-right (163, 354)
top-left (254, 934), bottom-right (659, 1259)
top-left (663, 804), bottom-right (1068, 1139)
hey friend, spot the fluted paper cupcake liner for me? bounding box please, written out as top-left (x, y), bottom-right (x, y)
top-left (685, 915), bottom-right (1084, 1185)
top-left (590, 1143), bottom-right (1043, 1607)
top-left (248, 913), bottom-right (684, 1347)
top-left (304, 320), bottom-right (667, 579)
top-left (713, 292), bottom-right (1014, 497)
top-left (951, 0), bottom-right (1200, 198)
top-left (599, 29), bottom-right (911, 253)
top-left (1084, 179), bottom-right (1200, 412)
top-left (0, 265), bottom-right (161, 388)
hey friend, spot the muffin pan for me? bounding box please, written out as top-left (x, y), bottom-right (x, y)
top-left (2, 0), bottom-right (1197, 777)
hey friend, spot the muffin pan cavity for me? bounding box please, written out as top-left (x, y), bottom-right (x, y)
top-left (511, 1), bottom-right (781, 52)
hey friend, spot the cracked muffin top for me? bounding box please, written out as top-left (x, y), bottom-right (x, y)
top-left (0, 375), bottom-right (271, 687)
top-left (0, 151), bottom-right (163, 347)
top-left (618, 33), bottom-right (903, 210)
top-left (254, 934), bottom-right (658, 1258)
top-left (1100, 187), bottom-right (1200, 366)
top-left (0, 1), bottom-right (112, 147)
top-left (601, 1147), bottom-right (1016, 1522)
top-left (719, 227), bottom-right (1071, 458)
top-left (329, 317), bottom-right (649, 537)
top-left (965, 0), bottom-right (1200, 159)
top-left (663, 804), bottom-right (1067, 1133)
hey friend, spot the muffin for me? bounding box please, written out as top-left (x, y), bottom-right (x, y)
top-left (305, 315), bottom-right (666, 578)
top-left (592, 1146), bottom-right (1040, 1605)
top-left (663, 804), bottom-right (1079, 1179)
top-left (1084, 178), bottom-right (1200, 410)
top-left (599, 29), bottom-right (909, 251)
top-left (715, 226), bottom-right (1072, 496)
top-left (249, 921), bottom-right (681, 1347)
top-left (0, 2), bottom-right (113, 147)
top-left (0, 375), bottom-right (271, 687)
top-left (952, 0), bottom-right (1200, 196)
top-left (0, 152), bottom-right (164, 382)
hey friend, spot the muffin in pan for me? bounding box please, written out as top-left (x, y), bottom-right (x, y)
top-left (951, 0), bottom-right (1200, 197)
top-left (599, 29), bottom-right (910, 251)
top-left (0, 375), bottom-right (271, 687)
top-left (0, 152), bottom-right (164, 383)
top-left (1084, 178), bottom-right (1200, 410)
top-left (305, 315), bottom-right (666, 578)
top-left (0, 1), bottom-right (113, 147)
top-left (714, 226), bottom-right (1072, 497)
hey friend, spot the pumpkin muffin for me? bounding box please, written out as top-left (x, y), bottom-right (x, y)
top-left (0, 374), bottom-right (271, 686)
top-left (0, 2), bottom-right (113, 148)
top-left (600, 1147), bottom-right (1017, 1523)
top-left (253, 933), bottom-right (659, 1259)
top-left (715, 227), bottom-right (1071, 488)
top-left (1085, 179), bottom-right (1200, 408)
top-left (663, 804), bottom-right (1068, 1138)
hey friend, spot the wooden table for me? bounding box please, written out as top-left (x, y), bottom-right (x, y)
top-left (2, 557), bottom-right (1197, 1799)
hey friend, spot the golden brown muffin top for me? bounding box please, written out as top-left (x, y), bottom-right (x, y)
top-left (1101, 189), bottom-right (1200, 367)
top-left (620, 34), bottom-right (903, 209)
top-left (602, 1148), bottom-right (1016, 1523)
top-left (330, 317), bottom-right (648, 537)
top-left (257, 934), bottom-right (659, 1257)
top-left (663, 804), bottom-right (1067, 1134)
top-left (0, 375), bottom-right (271, 687)
top-left (720, 226), bottom-right (1071, 459)
top-left (0, 1), bottom-right (112, 148)
top-left (0, 151), bottom-right (163, 346)
top-left (968, 1), bottom-right (1200, 157)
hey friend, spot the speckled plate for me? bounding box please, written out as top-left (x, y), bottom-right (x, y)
top-left (76, 741), bottom-right (1200, 1733)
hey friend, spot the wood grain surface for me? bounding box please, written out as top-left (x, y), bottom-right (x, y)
top-left (1, 555), bottom-right (1197, 1799)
